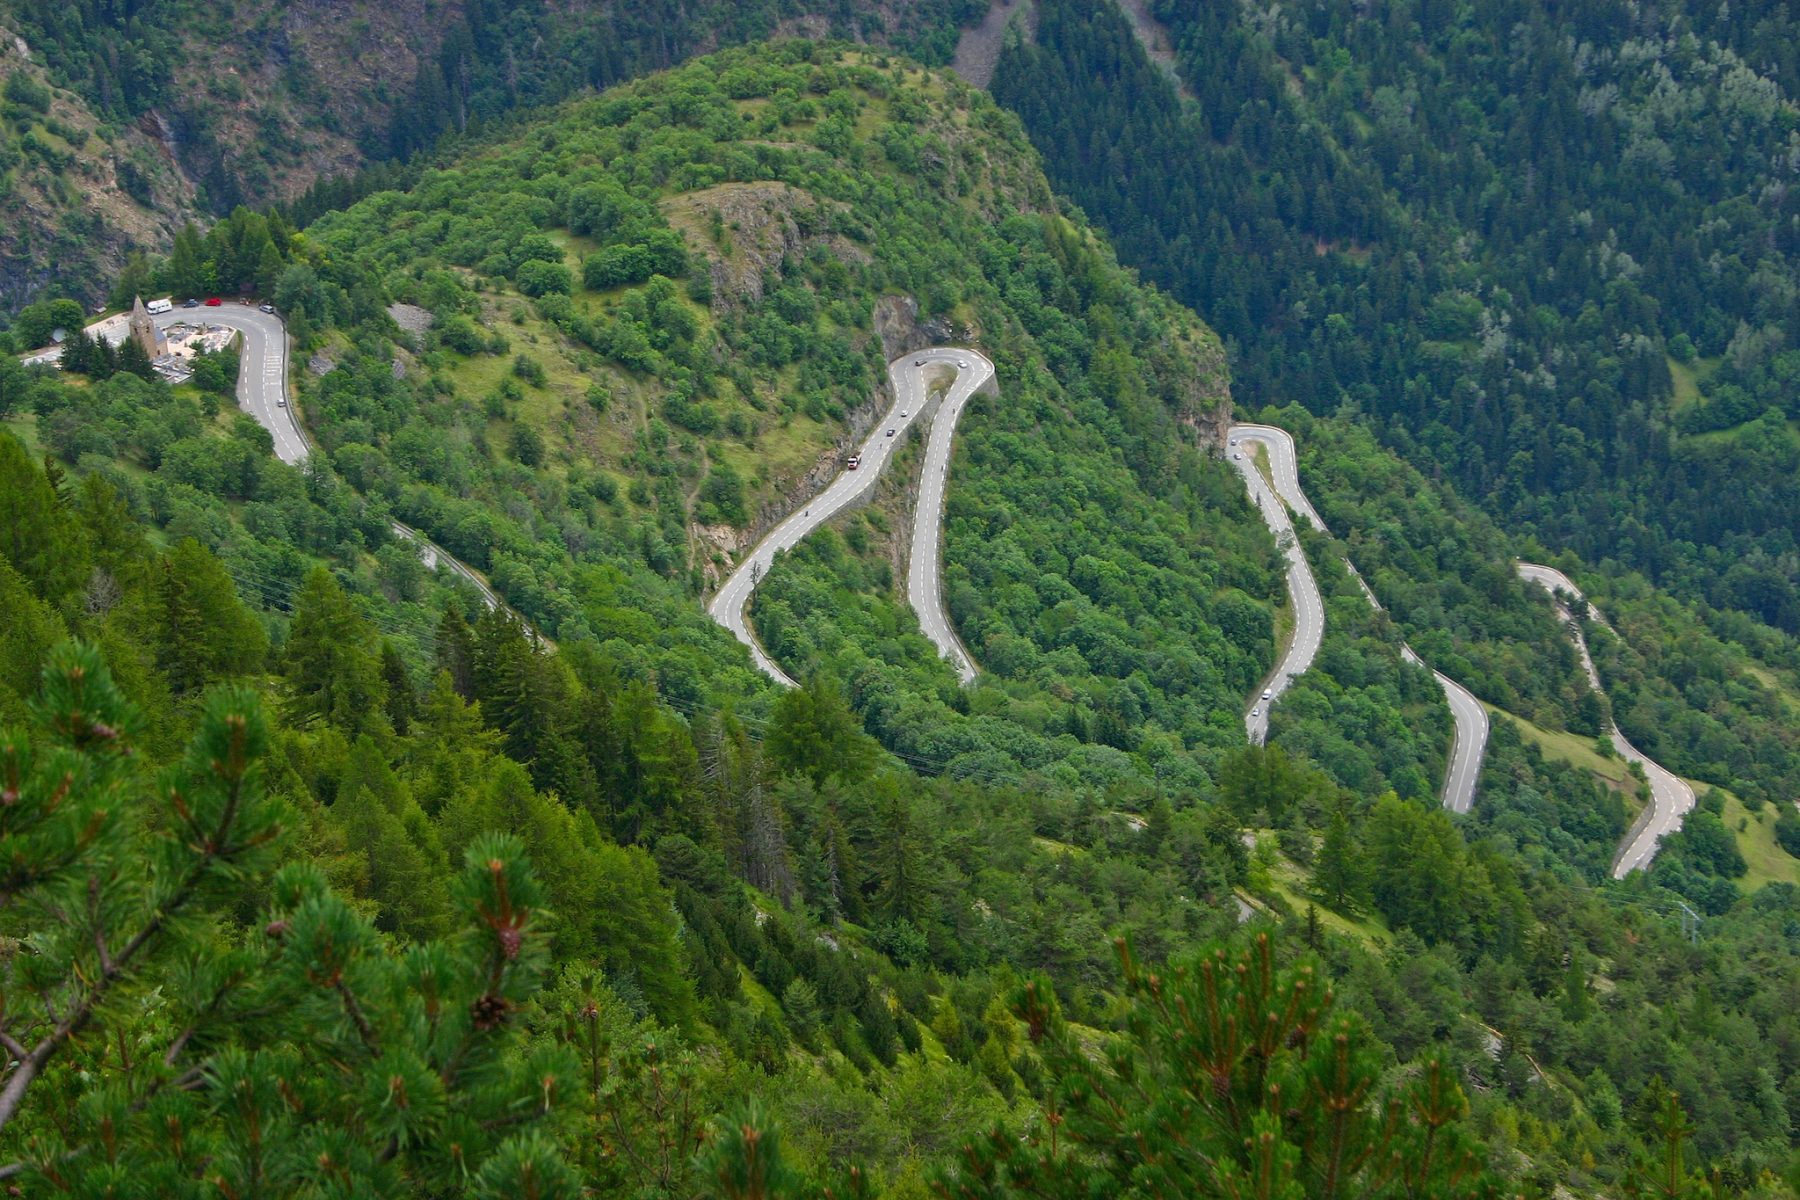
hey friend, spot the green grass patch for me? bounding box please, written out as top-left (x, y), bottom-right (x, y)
top-left (1666, 355), bottom-right (1718, 412)
top-left (1486, 702), bottom-right (1631, 786)
top-left (3, 413), bottom-right (42, 457)
top-left (1246, 831), bottom-right (1392, 948)
top-left (1721, 790), bottom-right (1800, 891)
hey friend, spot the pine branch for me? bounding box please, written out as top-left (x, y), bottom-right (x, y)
top-left (0, 716), bottom-right (257, 1133)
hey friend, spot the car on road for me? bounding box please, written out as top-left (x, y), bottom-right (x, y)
top-left (1251, 707), bottom-right (1260, 718)
top-left (277, 398), bottom-right (287, 407)
top-left (183, 298), bottom-right (199, 308)
top-left (914, 358), bottom-right (924, 366)
top-left (259, 303), bottom-right (274, 314)
top-left (204, 297), bottom-right (222, 306)
top-left (1262, 688), bottom-right (1273, 700)
top-left (899, 409), bottom-right (908, 417)
top-left (958, 360), bottom-right (968, 368)
top-left (1230, 437), bottom-right (1239, 445)
top-left (886, 428), bottom-right (896, 437)
top-left (846, 454), bottom-right (861, 470)
top-left (1233, 452), bottom-right (1242, 460)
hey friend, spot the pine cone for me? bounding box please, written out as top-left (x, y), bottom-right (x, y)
top-left (471, 992), bottom-right (511, 1030)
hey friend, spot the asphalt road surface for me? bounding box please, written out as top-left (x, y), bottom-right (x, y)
top-left (1227, 426), bottom-right (1324, 745)
top-left (903, 350), bottom-right (994, 683)
top-left (1229, 424), bottom-right (1489, 812)
top-left (710, 349), bottom-right (991, 687)
top-left (154, 306), bottom-right (522, 624)
top-left (1516, 563), bottom-right (1694, 876)
top-left (154, 307), bottom-right (309, 464)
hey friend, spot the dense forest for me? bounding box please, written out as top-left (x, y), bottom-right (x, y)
top-left (992, 0), bottom-right (1800, 639)
top-left (2, 31), bottom-right (1800, 1200)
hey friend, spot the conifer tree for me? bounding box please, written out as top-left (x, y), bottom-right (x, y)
top-left (1311, 802), bottom-right (1367, 914)
top-left (0, 431), bottom-right (88, 607)
top-left (1, 642), bottom-right (584, 1194)
top-left (151, 553), bottom-right (207, 694)
top-left (435, 601), bottom-right (477, 698)
top-left (284, 567), bottom-right (386, 734)
top-left (937, 933), bottom-right (1503, 1200)
top-left (380, 639), bottom-right (417, 736)
top-left (117, 331), bottom-right (155, 379)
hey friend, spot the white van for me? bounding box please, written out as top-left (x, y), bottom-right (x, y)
top-left (145, 297), bottom-right (173, 315)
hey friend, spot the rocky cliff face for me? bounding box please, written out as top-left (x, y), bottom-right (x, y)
top-left (0, 23), bottom-right (199, 311)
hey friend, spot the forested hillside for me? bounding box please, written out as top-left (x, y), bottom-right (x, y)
top-left (0, 0), bottom-right (985, 309)
top-left (4, 31), bottom-right (1800, 1200)
top-left (993, 0), bottom-right (1800, 638)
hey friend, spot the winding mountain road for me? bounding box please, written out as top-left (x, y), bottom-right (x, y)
top-left (709, 349), bottom-right (993, 686)
top-left (1226, 427), bottom-right (1325, 746)
top-left (157, 307), bottom-right (520, 624)
top-left (153, 308), bottom-right (308, 465)
top-left (195, 310), bottom-right (1673, 865)
top-left (1228, 424), bottom-right (1489, 814)
top-left (1516, 564), bottom-right (1694, 876)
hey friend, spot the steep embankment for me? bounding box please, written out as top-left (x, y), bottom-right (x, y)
top-left (0, 22), bottom-right (198, 310)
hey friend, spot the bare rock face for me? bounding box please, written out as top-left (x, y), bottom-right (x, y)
top-left (386, 303), bottom-right (434, 336)
top-left (873, 295), bottom-right (963, 361)
top-left (661, 182), bottom-right (867, 311)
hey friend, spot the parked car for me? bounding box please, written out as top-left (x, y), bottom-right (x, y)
top-left (183, 298), bottom-right (199, 308)
top-left (204, 297), bottom-right (222, 306)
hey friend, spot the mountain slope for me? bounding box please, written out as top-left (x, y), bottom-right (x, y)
top-left (291, 40), bottom-right (1250, 791)
top-left (0, 0), bottom-right (988, 311)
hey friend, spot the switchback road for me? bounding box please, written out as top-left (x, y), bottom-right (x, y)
top-left (709, 350), bottom-right (992, 687)
top-left (1516, 564), bottom-right (1694, 876)
top-left (165, 306), bottom-right (521, 624)
top-left (1226, 427), bottom-right (1325, 747)
top-left (1229, 424), bottom-right (1489, 814)
top-left (154, 307), bottom-right (308, 465)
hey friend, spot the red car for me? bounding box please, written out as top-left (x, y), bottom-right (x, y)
top-left (204, 297), bottom-right (223, 306)
top-left (846, 455), bottom-right (861, 470)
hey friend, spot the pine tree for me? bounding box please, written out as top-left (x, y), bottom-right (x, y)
top-left (1311, 802), bottom-right (1367, 914)
top-left (0, 642), bottom-right (582, 1192)
top-left (152, 553), bottom-right (207, 694)
top-left (0, 431), bottom-right (90, 607)
top-left (766, 674), bottom-right (877, 790)
top-left (381, 639), bottom-right (417, 736)
top-left (284, 567), bottom-right (387, 734)
top-left (937, 933), bottom-right (1503, 1200)
top-left (58, 324), bottom-right (94, 375)
top-left (436, 602), bottom-right (477, 697)
top-left (0, 642), bottom-right (282, 1134)
top-left (872, 787), bottom-right (926, 925)
top-left (167, 221), bottom-right (205, 296)
top-left (117, 330), bottom-right (155, 379)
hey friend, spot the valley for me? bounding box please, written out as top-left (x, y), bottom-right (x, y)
top-left (2, 17), bottom-right (1800, 1200)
